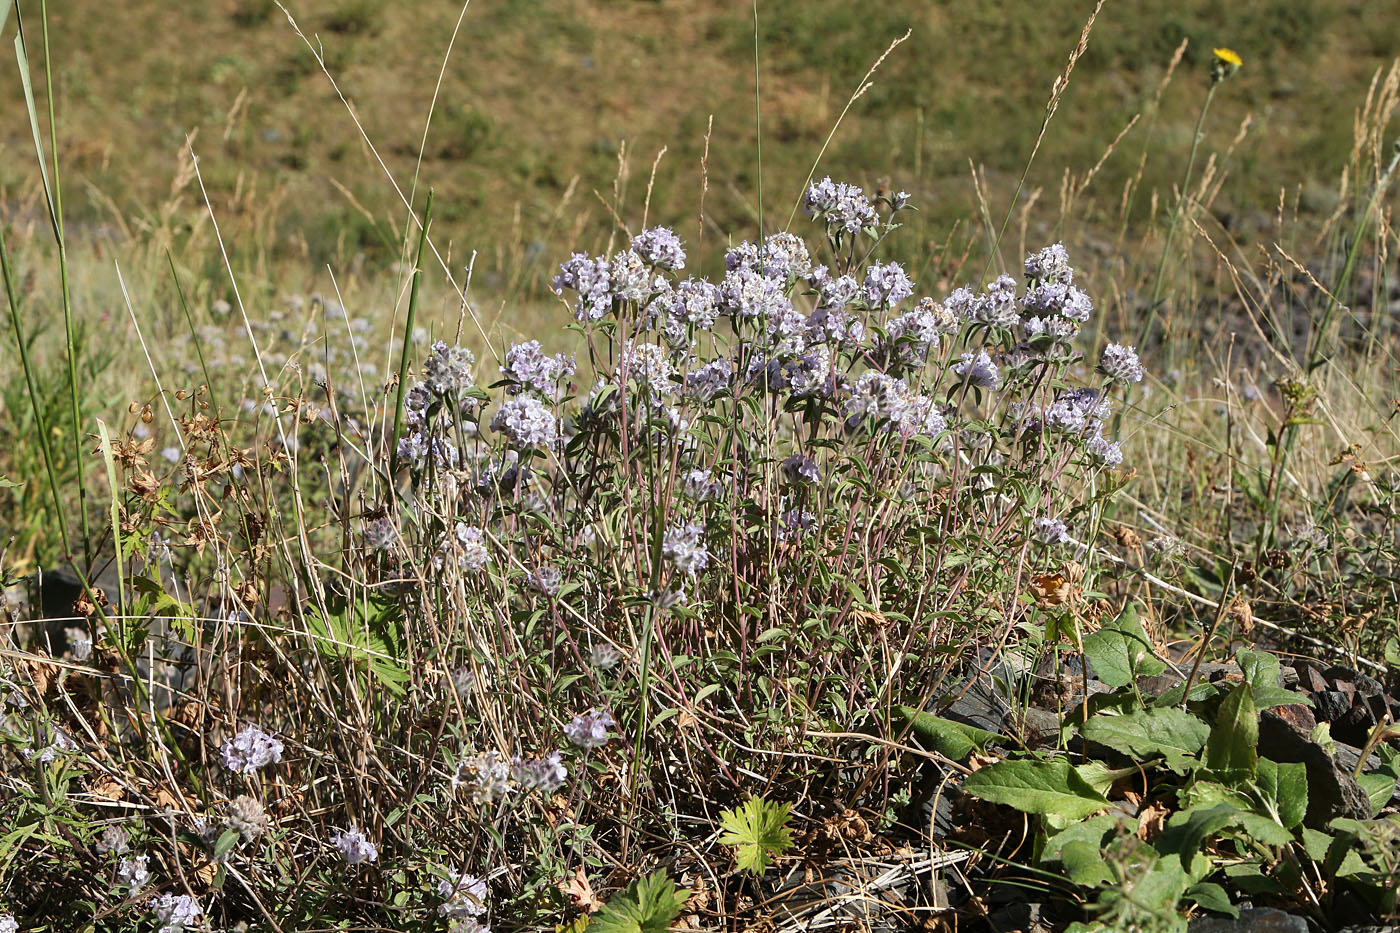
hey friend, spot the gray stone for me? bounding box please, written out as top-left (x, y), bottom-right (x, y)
top-left (1188, 907), bottom-right (1311, 932)
top-left (1259, 710), bottom-right (1374, 826)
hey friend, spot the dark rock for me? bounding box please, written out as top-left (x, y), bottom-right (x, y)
top-left (1324, 666), bottom-right (1385, 699)
top-left (1188, 907), bottom-right (1310, 932)
top-left (1332, 703), bottom-right (1377, 747)
top-left (1259, 709), bottom-right (1374, 826)
top-left (1315, 690), bottom-right (1353, 724)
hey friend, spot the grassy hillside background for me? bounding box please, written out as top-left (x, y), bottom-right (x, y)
top-left (2, 0), bottom-right (1395, 292)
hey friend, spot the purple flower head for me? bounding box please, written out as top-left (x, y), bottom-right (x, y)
top-left (670, 277), bottom-right (721, 329)
top-left (150, 893), bottom-right (202, 933)
top-left (953, 349), bottom-right (1000, 390)
top-left (1043, 388), bottom-right (1111, 436)
top-left (879, 301), bottom-right (948, 369)
top-left (98, 825), bottom-right (131, 856)
top-left (1061, 286), bottom-right (1093, 323)
top-left (220, 725), bottom-right (283, 774)
top-left (331, 825), bottom-right (379, 864)
top-left (552, 252), bottom-right (613, 322)
top-left (896, 395), bottom-right (948, 441)
top-left (502, 340), bottom-right (576, 398)
top-left (662, 522), bottom-right (709, 575)
top-left (862, 261), bottom-right (915, 310)
top-left (589, 642), bottom-right (624, 669)
top-left (118, 854), bottom-right (150, 893)
top-left (945, 286), bottom-right (978, 322)
top-left (803, 176), bottom-right (879, 234)
top-left (609, 249), bottom-right (659, 304)
top-left (778, 508), bottom-right (817, 542)
top-left (1024, 243), bottom-right (1073, 284)
top-left (0, 915), bottom-right (15, 933)
top-left (490, 397), bottom-right (560, 450)
top-left (811, 266), bottom-right (861, 311)
top-left (529, 565), bottom-right (564, 597)
top-left (1033, 516), bottom-right (1071, 546)
top-left (439, 871), bottom-right (489, 919)
top-left (969, 275), bottom-right (1021, 329)
top-left (630, 226), bottom-right (687, 271)
top-left (725, 232), bottom-right (812, 281)
top-left (684, 358), bottom-right (733, 403)
top-left (565, 708), bottom-right (616, 749)
top-left (781, 454), bottom-right (820, 485)
top-left (1086, 432), bottom-right (1124, 466)
top-left (451, 751), bottom-right (512, 805)
top-left (844, 372), bottom-right (910, 429)
top-left (680, 467), bottom-right (722, 501)
top-left (1098, 343), bottom-right (1143, 384)
top-left (719, 267), bottom-right (791, 320)
top-left (511, 751), bottom-right (568, 793)
top-left (363, 516), bottom-right (397, 551)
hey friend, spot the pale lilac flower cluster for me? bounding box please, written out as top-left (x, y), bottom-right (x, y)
top-left (553, 252), bottom-right (613, 322)
top-left (953, 350), bottom-right (1000, 390)
top-left (844, 373), bottom-right (946, 439)
top-left (1098, 343), bottom-right (1143, 384)
top-left (565, 708), bottom-right (616, 749)
top-left (1041, 388), bottom-right (1111, 436)
top-left (0, 913), bottom-right (14, 933)
top-left (778, 508), bottom-right (817, 542)
top-left (876, 298), bottom-right (954, 370)
top-left (662, 522), bottom-right (709, 575)
top-left (684, 359), bottom-right (733, 403)
top-left (1024, 242), bottom-right (1073, 284)
top-left (726, 232), bottom-right (812, 281)
top-left (529, 565), bottom-right (564, 596)
top-left (451, 751), bottom-right (512, 806)
top-left (1033, 516), bottom-right (1071, 545)
top-left (862, 261), bottom-right (915, 310)
top-left (812, 266), bottom-right (861, 310)
top-left (968, 275), bottom-right (1021, 329)
top-left (425, 341), bottom-right (477, 399)
top-left (501, 341), bottom-right (576, 398)
top-left (631, 226), bottom-right (687, 270)
top-left (619, 341), bottom-right (676, 399)
top-left (668, 278), bottom-right (721, 329)
top-left (490, 397), bottom-right (560, 450)
top-left (118, 854), bottom-right (150, 893)
top-left (608, 250), bottom-right (655, 304)
top-left (511, 751), bottom-right (568, 793)
top-left (98, 825), bottom-right (131, 856)
top-left (719, 266), bottom-right (791, 320)
top-left (331, 825), bottom-right (379, 864)
top-left (589, 642), bottom-right (624, 669)
top-left (151, 893), bottom-right (202, 933)
top-left (782, 454), bottom-right (819, 485)
top-left (363, 516), bottom-right (397, 551)
top-left (450, 524), bottom-right (490, 571)
top-left (219, 725), bottom-right (283, 774)
top-left (804, 176), bottom-right (879, 234)
top-left (227, 794), bottom-right (268, 842)
top-left (439, 872), bottom-right (489, 919)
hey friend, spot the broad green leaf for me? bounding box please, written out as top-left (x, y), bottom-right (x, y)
top-left (1235, 650), bottom-right (1281, 690)
top-left (1043, 813), bottom-right (1120, 861)
top-left (1082, 707), bottom-right (1210, 770)
top-left (1061, 839), bottom-right (1113, 886)
top-left (1223, 860), bottom-right (1283, 894)
top-left (1357, 773), bottom-right (1397, 817)
top-left (306, 591), bottom-right (409, 697)
top-left (1298, 827), bottom-right (1333, 862)
top-left (893, 706), bottom-right (1000, 760)
top-left (1081, 605), bottom-right (1165, 688)
top-left (1161, 803), bottom-right (1244, 861)
top-left (718, 797), bottom-right (793, 875)
top-left (1256, 758), bottom-right (1308, 829)
top-left (1205, 683), bottom-right (1258, 778)
top-left (591, 871), bottom-right (689, 933)
top-left (214, 828), bottom-right (240, 858)
top-left (1184, 882), bottom-right (1236, 917)
top-left (0, 475), bottom-right (20, 489)
top-left (1233, 811), bottom-right (1294, 848)
top-left (963, 758), bottom-right (1109, 821)
top-left (1075, 761), bottom-right (1138, 796)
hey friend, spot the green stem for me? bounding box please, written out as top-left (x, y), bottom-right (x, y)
top-left (389, 189), bottom-right (435, 484)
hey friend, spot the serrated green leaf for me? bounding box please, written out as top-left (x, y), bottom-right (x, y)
top-left (1082, 707), bottom-right (1210, 770)
top-left (591, 871), bottom-right (689, 933)
top-left (719, 797), bottom-right (793, 875)
top-left (1081, 605), bottom-right (1165, 688)
top-left (963, 758), bottom-right (1109, 821)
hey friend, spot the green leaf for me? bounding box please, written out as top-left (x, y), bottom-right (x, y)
top-left (1184, 882), bottom-right (1236, 917)
top-left (1235, 650), bottom-right (1281, 690)
top-left (1357, 773), bottom-right (1397, 817)
top-left (1074, 761), bottom-right (1138, 796)
top-left (0, 475), bottom-right (21, 489)
top-left (719, 797), bottom-right (794, 875)
top-left (1061, 839), bottom-right (1114, 886)
top-left (1082, 707), bottom-right (1210, 771)
top-left (591, 870), bottom-right (689, 933)
top-left (306, 591), bottom-right (409, 697)
top-left (1081, 605), bottom-right (1165, 688)
top-left (1205, 683), bottom-right (1258, 778)
top-left (1256, 758), bottom-right (1308, 829)
top-left (963, 758), bottom-right (1109, 821)
top-left (1043, 813), bottom-right (1120, 861)
top-left (214, 828), bottom-right (240, 858)
top-left (893, 706), bottom-right (1000, 760)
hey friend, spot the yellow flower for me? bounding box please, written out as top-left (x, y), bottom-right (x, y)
top-left (1213, 47), bottom-right (1243, 67)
